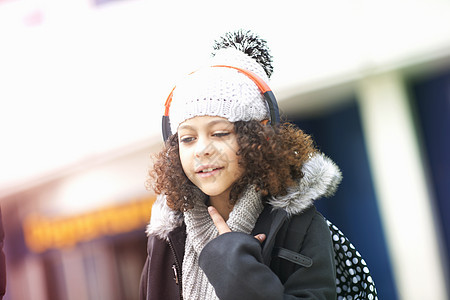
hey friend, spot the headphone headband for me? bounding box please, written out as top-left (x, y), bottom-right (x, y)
top-left (162, 65), bottom-right (280, 141)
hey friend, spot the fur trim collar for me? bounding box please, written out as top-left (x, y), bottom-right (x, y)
top-left (146, 153), bottom-right (342, 240)
top-left (146, 194), bottom-right (184, 241)
top-left (266, 153), bottom-right (342, 216)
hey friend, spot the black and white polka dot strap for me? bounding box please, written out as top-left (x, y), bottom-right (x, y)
top-left (326, 219), bottom-right (378, 300)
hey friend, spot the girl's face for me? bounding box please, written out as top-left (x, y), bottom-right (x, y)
top-left (177, 116), bottom-right (243, 202)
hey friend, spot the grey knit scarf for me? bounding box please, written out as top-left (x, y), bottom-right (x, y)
top-left (182, 186), bottom-right (264, 300)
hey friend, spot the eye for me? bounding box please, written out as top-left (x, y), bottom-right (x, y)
top-left (213, 132), bottom-right (230, 138)
top-left (179, 136), bottom-right (195, 144)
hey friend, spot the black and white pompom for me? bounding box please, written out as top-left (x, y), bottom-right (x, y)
top-left (212, 29), bottom-right (274, 78)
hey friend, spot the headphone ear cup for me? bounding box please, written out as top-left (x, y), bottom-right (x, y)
top-left (264, 91), bottom-right (280, 125)
top-left (162, 116), bottom-right (172, 142)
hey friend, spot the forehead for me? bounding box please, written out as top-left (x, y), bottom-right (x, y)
top-left (177, 116), bottom-right (233, 131)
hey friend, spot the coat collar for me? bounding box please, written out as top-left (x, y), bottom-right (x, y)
top-left (146, 153), bottom-right (342, 241)
top-left (266, 152), bottom-right (342, 216)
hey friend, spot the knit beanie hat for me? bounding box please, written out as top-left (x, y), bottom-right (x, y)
top-left (169, 30), bottom-right (274, 133)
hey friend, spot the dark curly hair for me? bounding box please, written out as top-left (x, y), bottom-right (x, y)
top-left (147, 121), bottom-right (317, 212)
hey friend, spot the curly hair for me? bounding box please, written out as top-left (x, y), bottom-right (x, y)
top-left (147, 120), bottom-right (317, 212)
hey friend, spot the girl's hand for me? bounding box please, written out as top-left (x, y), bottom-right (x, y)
top-left (208, 206), bottom-right (266, 243)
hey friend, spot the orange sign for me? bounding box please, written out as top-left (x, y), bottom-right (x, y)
top-left (23, 197), bottom-right (155, 253)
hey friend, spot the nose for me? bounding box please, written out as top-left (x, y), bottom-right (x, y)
top-left (195, 136), bottom-right (215, 158)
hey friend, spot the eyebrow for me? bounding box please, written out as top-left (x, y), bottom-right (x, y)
top-left (178, 119), bottom-right (232, 131)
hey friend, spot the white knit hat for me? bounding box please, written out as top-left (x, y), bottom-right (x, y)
top-left (169, 30), bottom-right (274, 133)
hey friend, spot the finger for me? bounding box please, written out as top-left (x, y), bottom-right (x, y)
top-left (208, 206), bottom-right (231, 235)
top-left (254, 233), bottom-right (266, 243)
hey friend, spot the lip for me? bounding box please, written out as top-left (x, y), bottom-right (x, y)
top-left (195, 165), bottom-right (222, 173)
top-left (195, 165), bottom-right (224, 178)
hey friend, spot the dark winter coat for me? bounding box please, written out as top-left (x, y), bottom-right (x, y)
top-left (140, 153), bottom-right (342, 300)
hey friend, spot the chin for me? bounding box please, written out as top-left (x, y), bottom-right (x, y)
top-left (199, 186), bottom-right (228, 198)
top-left (202, 190), bottom-right (223, 197)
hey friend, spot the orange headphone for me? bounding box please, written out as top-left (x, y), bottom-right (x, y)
top-left (162, 65), bottom-right (280, 141)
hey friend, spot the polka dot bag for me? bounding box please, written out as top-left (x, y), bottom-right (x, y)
top-left (326, 219), bottom-right (378, 300)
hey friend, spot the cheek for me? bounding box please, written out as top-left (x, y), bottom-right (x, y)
top-left (234, 158), bottom-right (245, 179)
top-left (226, 145), bottom-right (243, 174)
top-left (232, 145), bottom-right (244, 178)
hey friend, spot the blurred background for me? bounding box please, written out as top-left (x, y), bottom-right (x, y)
top-left (1, 0), bottom-right (450, 299)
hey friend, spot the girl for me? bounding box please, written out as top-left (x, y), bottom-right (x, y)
top-left (140, 30), bottom-right (342, 300)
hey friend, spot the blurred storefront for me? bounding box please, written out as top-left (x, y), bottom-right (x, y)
top-left (1, 142), bottom-right (159, 300)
